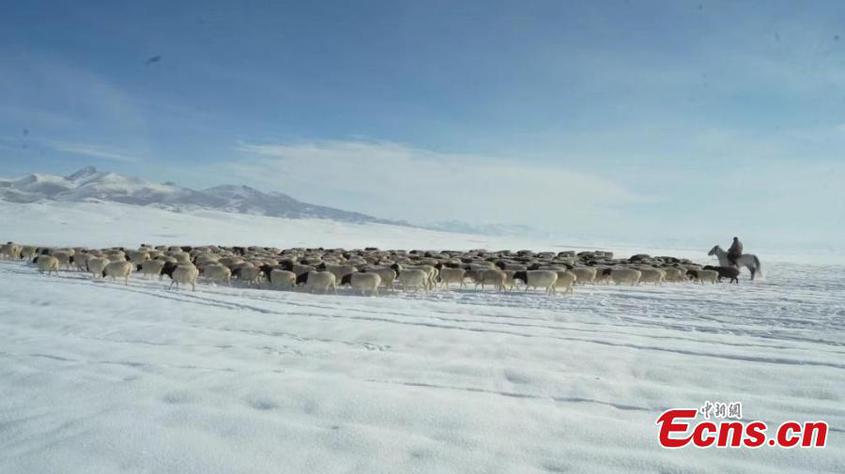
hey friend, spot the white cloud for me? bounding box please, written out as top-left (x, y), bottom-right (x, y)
top-left (230, 140), bottom-right (642, 232)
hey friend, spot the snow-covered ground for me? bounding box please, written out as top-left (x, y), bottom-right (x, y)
top-left (0, 200), bottom-right (543, 252)
top-left (1, 201), bottom-right (843, 472)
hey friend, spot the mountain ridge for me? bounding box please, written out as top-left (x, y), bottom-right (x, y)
top-left (0, 166), bottom-right (405, 226)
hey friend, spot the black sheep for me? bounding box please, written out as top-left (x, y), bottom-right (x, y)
top-left (703, 265), bottom-right (740, 284)
top-left (160, 261), bottom-right (179, 280)
top-left (296, 272), bottom-right (310, 285)
top-left (259, 264), bottom-right (276, 281)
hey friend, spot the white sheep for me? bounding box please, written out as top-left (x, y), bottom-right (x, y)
top-left (291, 263), bottom-right (316, 277)
top-left (234, 264), bottom-right (263, 286)
top-left (513, 270), bottom-right (559, 295)
top-left (688, 269), bottom-right (719, 284)
top-left (662, 267), bottom-right (685, 282)
top-left (343, 272), bottom-right (382, 296)
top-left (554, 270), bottom-right (577, 295)
top-left (194, 254), bottom-right (219, 266)
top-left (393, 264), bottom-right (437, 290)
top-left (86, 256), bottom-right (109, 279)
top-left (269, 269), bottom-right (295, 289)
top-left (367, 266), bottom-right (397, 289)
top-left (0, 243), bottom-right (22, 260)
top-left (638, 267), bottom-right (665, 285)
top-left (35, 255), bottom-right (60, 276)
top-left (593, 267), bottom-right (612, 284)
top-left (73, 252), bottom-right (90, 272)
top-left (201, 263), bottom-right (232, 286)
top-left (51, 250), bottom-right (73, 270)
top-left (320, 263), bottom-right (357, 281)
top-left (397, 268), bottom-right (429, 292)
top-left (104, 260), bottom-right (134, 285)
top-left (607, 268), bottom-right (642, 285)
top-left (474, 269), bottom-right (509, 292)
top-left (105, 250), bottom-right (126, 262)
top-left (140, 259), bottom-right (167, 279)
top-left (20, 246), bottom-right (38, 260)
top-left (300, 271), bottom-right (337, 294)
top-left (571, 267), bottom-right (597, 285)
top-left (170, 264), bottom-right (200, 291)
top-left (219, 256), bottom-right (244, 268)
top-left (438, 267), bottom-right (466, 289)
top-left (128, 251), bottom-right (151, 266)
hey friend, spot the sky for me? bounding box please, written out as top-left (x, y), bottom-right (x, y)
top-left (1, 0), bottom-right (844, 249)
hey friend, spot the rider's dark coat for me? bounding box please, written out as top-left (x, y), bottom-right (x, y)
top-left (727, 238), bottom-right (743, 264)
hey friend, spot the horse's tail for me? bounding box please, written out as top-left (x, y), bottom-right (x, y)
top-left (753, 255), bottom-right (762, 277)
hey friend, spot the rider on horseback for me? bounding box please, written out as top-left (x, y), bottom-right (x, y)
top-left (727, 237), bottom-right (743, 266)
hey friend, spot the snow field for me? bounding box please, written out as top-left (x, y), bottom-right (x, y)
top-left (1, 258), bottom-right (843, 473)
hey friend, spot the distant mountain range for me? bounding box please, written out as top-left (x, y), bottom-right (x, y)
top-left (0, 166), bottom-right (404, 226)
top-left (0, 166), bottom-right (549, 236)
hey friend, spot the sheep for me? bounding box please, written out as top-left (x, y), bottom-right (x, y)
top-left (366, 266), bottom-right (397, 289)
top-left (160, 261), bottom-right (179, 281)
top-left (128, 251), bottom-right (151, 266)
top-left (103, 260), bottom-right (134, 285)
top-left (219, 256), bottom-right (244, 268)
top-left (662, 267), bottom-right (685, 283)
top-left (194, 253), bottom-right (219, 266)
top-left (438, 267), bottom-right (466, 289)
top-left (20, 244), bottom-right (730, 297)
top-left (105, 250), bottom-right (126, 262)
top-left (51, 250), bottom-right (73, 270)
top-left (198, 263), bottom-right (230, 286)
top-left (318, 263), bottom-right (357, 281)
top-left (291, 263), bottom-right (317, 277)
top-left (73, 252), bottom-right (90, 272)
top-left (571, 267), bottom-right (597, 285)
top-left (593, 267), bottom-right (613, 284)
top-left (604, 268), bottom-right (642, 285)
top-left (396, 268), bottom-right (429, 292)
top-left (687, 269), bottom-right (719, 284)
top-left (140, 259), bottom-right (167, 279)
top-left (170, 264), bottom-right (200, 291)
top-left (35, 255), bottom-right (60, 276)
top-left (392, 263), bottom-right (437, 290)
top-left (340, 272), bottom-right (382, 296)
top-left (233, 264), bottom-right (263, 286)
top-left (474, 269), bottom-right (509, 292)
top-left (172, 253), bottom-right (192, 265)
top-left (297, 271), bottom-right (337, 294)
top-left (638, 267), bottom-right (665, 285)
top-left (554, 270), bottom-right (577, 294)
top-left (512, 270), bottom-right (559, 295)
top-left (703, 265), bottom-right (740, 284)
top-left (19, 245), bottom-right (38, 260)
top-left (269, 269), bottom-right (296, 289)
top-left (86, 256), bottom-right (109, 279)
top-left (0, 243), bottom-right (22, 260)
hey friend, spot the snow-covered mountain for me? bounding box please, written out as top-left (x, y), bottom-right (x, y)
top-left (0, 166), bottom-right (402, 225)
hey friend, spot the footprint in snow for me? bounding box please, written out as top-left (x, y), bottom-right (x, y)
top-left (247, 397), bottom-right (278, 411)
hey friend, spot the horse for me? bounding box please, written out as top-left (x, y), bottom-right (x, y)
top-left (708, 245), bottom-right (762, 280)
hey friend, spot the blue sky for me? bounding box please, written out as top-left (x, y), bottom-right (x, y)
top-left (1, 1), bottom-right (844, 247)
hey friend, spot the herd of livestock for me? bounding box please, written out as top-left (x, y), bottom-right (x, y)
top-left (0, 242), bottom-right (743, 296)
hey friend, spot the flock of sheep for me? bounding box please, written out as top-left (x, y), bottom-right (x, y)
top-left (0, 242), bottom-right (740, 296)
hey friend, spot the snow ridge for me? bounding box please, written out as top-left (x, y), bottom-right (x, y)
top-left (0, 167), bottom-right (403, 225)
